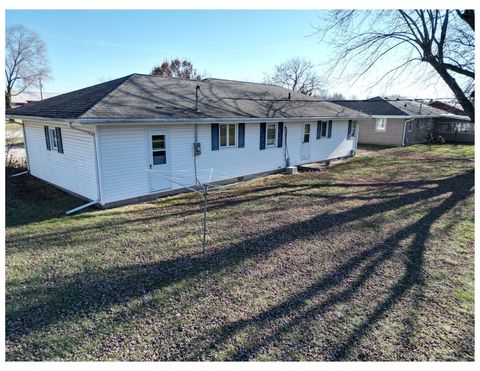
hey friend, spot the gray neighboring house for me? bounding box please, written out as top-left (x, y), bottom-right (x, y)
top-left (6, 74), bottom-right (369, 208)
top-left (335, 97), bottom-right (471, 146)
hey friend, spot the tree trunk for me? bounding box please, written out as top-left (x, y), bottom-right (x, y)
top-left (430, 62), bottom-right (475, 122)
top-left (5, 90), bottom-right (12, 110)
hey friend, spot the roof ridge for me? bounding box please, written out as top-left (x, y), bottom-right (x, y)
top-left (78, 74), bottom-right (135, 118)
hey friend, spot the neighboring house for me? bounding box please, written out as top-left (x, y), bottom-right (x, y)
top-left (428, 101), bottom-right (474, 143)
top-left (10, 91), bottom-right (60, 108)
top-left (334, 97), bottom-right (471, 146)
top-left (6, 74), bottom-right (368, 208)
top-left (428, 100), bottom-right (465, 115)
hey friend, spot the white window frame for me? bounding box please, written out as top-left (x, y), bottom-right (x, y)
top-left (303, 124), bottom-right (311, 143)
top-left (151, 134), bottom-right (167, 165)
top-left (407, 122), bottom-right (413, 132)
top-left (375, 118), bottom-right (387, 132)
top-left (50, 128), bottom-right (58, 150)
top-left (219, 123), bottom-right (237, 148)
top-left (350, 121), bottom-right (357, 138)
top-left (266, 123), bottom-right (277, 147)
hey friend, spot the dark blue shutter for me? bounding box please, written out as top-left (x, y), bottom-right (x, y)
top-left (316, 121), bottom-right (321, 139)
top-left (44, 126), bottom-right (51, 150)
top-left (328, 120), bottom-right (332, 138)
top-left (259, 122), bottom-right (266, 150)
top-left (55, 127), bottom-right (64, 153)
top-left (277, 122), bottom-right (283, 148)
top-left (347, 120), bottom-right (352, 139)
top-left (211, 124), bottom-right (219, 151)
top-left (238, 123), bottom-right (245, 148)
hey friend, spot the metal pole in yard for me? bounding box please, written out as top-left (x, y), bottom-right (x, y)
top-left (202, 184), bottom-right (209, 254)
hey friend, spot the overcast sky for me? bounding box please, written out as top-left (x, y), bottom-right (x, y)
top-left (6, 9), bottom-right (456, 99)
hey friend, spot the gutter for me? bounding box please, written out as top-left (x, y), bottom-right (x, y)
top-left (6, 114), bottom-right (371, 125)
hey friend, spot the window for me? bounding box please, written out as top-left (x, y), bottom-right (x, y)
top-left (321, 121), bottom-right (327, 137)
top-left (266, 123), bottom-right (276, 146)
top-left (44, 126), bottom-right (64, 153)
top-left (375, 118), bottom-right (387, 132)
top-left (152, 135), bottom-right (167, 165)
top-left (350, 121), bottom-right (357, 137)
top-left (220, 124), bottom-right (236, 147)
top-left (407, 122), bottom-right (413, 132)
top-left (50, 128), bottom-right (58, 150)
top-left (303, 124), bottom-right (310, 143)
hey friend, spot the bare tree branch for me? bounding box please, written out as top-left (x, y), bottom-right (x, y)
top-left (264, 58), bottom-right (325, 96)
top-left (5, 24), bottom-right (51, 109)
top-left (315, 10), bottom-right (475, 121)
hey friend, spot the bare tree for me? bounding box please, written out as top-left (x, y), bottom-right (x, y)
top-left (151, 58), bottom-right (204, 80)
top-left (316, 10), bottom-right (474, 121)
top-left (264, 58), bottom-right (325, 96)
top-left (5, 25), bottom-right (51, 110)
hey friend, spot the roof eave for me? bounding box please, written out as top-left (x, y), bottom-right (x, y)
top-left (76, 116), bottom-right (371, 125)
top-left (6, 114), bottom-right (372, 125)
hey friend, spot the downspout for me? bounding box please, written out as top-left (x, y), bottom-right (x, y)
top-left (284, 125), bottom-right (290, 167)
top-left (20, 121), bottom-right (30, 172)
top-left (402, 117), bottom-right (415, 147)
top-left (66, 121), bottom-right (101, 212)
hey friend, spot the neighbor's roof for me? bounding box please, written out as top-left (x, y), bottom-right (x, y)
top-left (11, 91), bottom-right (60, 104)
top-left (6, 74), bottom-right (369, 122)
top-left (334, 96), bottom-right (470, 121)
top-left (332, 97), bottom-right (408, 116)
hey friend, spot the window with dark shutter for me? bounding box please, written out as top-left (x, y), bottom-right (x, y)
top-left (211, 124), bottom-right (219, 151)
top-left (55, 127), bottom-right (64, 153)
top-left (277, 122), bottom-right (283, 148)
top-left (238, 123), bottom-right (245, 148)
top-left (260, 122), bottom-right (266, 150)
top-left (44, 126), bottom-right (51, 150)
top-left (327, 121), bottom-right (332, 138)
top-left (321, 121), bottom-right (327, 137)
top-left (316, 121), bottom-right (321, 140)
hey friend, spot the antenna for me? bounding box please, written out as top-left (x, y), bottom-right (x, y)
top-left (195, 85), bottom-right (200, 111)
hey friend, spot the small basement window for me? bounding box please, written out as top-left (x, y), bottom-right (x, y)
top-left (375, 118), bottom-right (387, 132)
top-left (266, 123), bottom-right (276, 146)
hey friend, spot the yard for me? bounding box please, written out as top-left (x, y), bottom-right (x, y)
top-left (5, 144), bottom-right (474, 361)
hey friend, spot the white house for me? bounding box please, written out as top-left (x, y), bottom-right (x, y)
top-left (6, 74), bottom-right (369, 208)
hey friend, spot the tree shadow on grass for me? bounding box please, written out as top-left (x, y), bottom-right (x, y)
top-left (180, 170), bottom-right (473, 360)
top-left (7, 176), bottom-right (440, 247)
top-left (6, 170), bottom-right (474, 360)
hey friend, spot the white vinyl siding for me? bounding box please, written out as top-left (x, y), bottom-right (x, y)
top-left (96, 121), bottom-right (356, 205)
top-left (23, 121), bottom-right (98, 200)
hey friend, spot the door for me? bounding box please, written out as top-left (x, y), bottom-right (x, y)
top-left (301, 123), bottom-right (311, 161)
top-left (148, 130), bottom-right (171, 192)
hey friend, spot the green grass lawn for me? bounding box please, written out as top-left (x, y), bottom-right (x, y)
top-left (5, 144), bottom-right (474, 361)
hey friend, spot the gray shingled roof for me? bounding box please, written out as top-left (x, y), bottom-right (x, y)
top-left (334, 96), bottom-right (470, 121)
top-left (6, 74), bottom-right (368, 121)
top-left (333, 97), bottom-right (408, 116)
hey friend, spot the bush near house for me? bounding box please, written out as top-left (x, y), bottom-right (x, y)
top-left (5, 144), bottom-right (474, 361)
